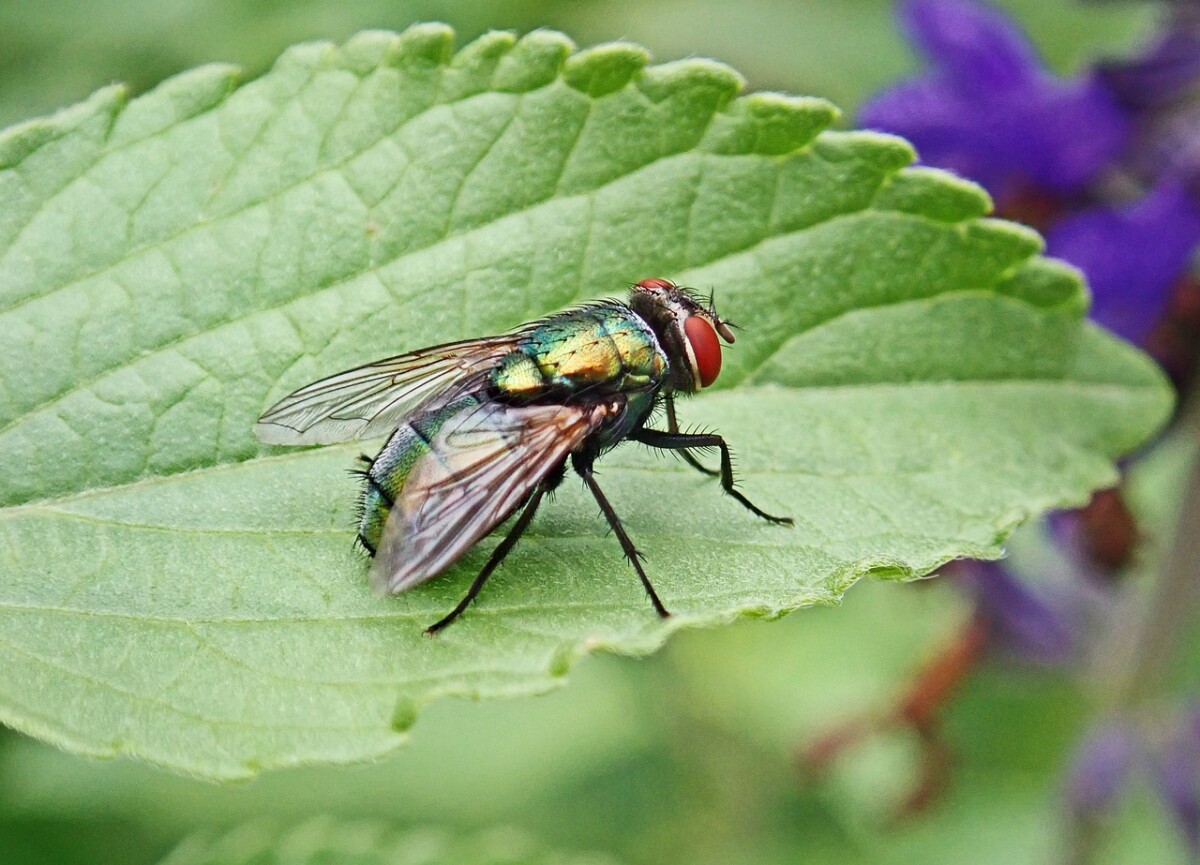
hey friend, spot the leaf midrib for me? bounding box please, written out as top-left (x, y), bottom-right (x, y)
top-left (0, 374), bottom-right (1153, 515)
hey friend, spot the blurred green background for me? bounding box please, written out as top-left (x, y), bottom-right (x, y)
top-left (0, 0), bottom-right (1154, 129)
top-left (1, 1), bottom-right (1187, 863)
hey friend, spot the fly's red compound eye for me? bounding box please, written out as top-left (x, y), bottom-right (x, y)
top-left (684, 315), bottom-right (722, 388)
top-left (635, 278), bottom-right (676, 290)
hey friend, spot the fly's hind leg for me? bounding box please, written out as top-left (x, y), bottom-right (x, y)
top-left (425, 483), bottom-right (548, 635)
top-left (632, 427), bottom-right (793, 525)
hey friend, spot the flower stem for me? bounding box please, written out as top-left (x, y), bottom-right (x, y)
top-left (1067, 388), bottom-right (1200, 865)
top-left (1109, 395), bottom-right (1200, 709)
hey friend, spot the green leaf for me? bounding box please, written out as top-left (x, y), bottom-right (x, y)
top-left (0, 26), bottom-right (1171, 778)
top-left (158, 820), bottom-right (619, 865)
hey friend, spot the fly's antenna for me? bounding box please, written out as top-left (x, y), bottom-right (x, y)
top-left (704, 286), bottom-right (742, 334)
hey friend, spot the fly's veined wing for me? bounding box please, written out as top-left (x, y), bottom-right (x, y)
top-left (371, 399), bottom-right (619, 595)
top-left (254, 337), bottom-right (518, 445)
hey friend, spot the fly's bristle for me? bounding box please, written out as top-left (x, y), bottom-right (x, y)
top-left (354, 533), bottom-right (377, 557)
top-left (350, 485), bottom-right (378, 558)
top-left (350, 455), bottom-right (375, 480)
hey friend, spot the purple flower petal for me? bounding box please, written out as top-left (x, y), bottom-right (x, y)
top-left (1132, 104), bottom-right (1200, 196)
top-left (952, 560), bottom-right (1078, 665)
top-left (1066, 720), bottom-right (1140, 819)
top-left (1029, 74), bottom-right (1130, 194)
top-left (1101, 30), bottom-right (1200, 109)
top-left (859, 0), bottom-right (1129, 199)
top-left (860, 79), bottom-right (1023, 193)
top-left (900, 0), bottom-right (1040, 94)
top-left (1154, 706), bottom-right (1200, 853)
top-left (1046, 181), bottom-right (1200, 343)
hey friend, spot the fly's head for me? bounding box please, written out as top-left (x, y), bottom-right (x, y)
top-left (628, 278), bottom-right (736, 394)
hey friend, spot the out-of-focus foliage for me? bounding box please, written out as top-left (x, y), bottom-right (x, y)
top-left (155, 820), bottom-right (621, 865)
top-left (0, 0), bottom-right (1152, 129)
top-left (3, 565), bottom-right (1189, 865)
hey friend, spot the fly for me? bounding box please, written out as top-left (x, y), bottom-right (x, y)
top-left (255, 279), bottom-right (792, 633)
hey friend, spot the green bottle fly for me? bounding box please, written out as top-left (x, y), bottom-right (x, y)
top-left (255, 279), bottom-right (790, 633)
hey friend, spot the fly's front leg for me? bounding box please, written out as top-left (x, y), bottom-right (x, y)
top-left (664, 394), bottom-right (719, 477)
top-left (632, 427), bottom-right (792, 525)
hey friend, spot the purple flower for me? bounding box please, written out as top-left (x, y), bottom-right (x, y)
top-left (845, 2), bottom-right (1200, 848)
top-left (951, 560), bottom-right (1081, 666)
top-left (1101, 28), bottom-right (1200, 111)
top-left (1046, 181), bottom-right (1200, 343)
top-left (1101, 15), bottom-right (1200, 194)
top-left (859, 0), bottom-right (1129, 201)
top-left (862, 0), bottom-right (1200, 354)
top-left (1064, 707), bottom-right (1200, 852)
top-left (1066, 720), bottom-right (1141, 820)
top-left (1155, 706), bottom-right (1200, 853)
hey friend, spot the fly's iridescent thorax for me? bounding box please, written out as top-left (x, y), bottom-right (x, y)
top-left (490, 302), bottom-right (668, 401)
top-left (627, 278), bottom-right (736, 393)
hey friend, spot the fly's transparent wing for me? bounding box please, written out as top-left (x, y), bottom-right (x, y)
top-left (371, 400), bottom-right (617, 594)
top-left (254, 337), bottom-right (518, 445)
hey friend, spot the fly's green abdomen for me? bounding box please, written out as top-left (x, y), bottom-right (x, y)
top-left (357, 394), bottom-right (484, 554)
top-left (491, 303), bottom-right (667, 401)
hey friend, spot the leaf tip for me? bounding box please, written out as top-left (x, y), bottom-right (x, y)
top-left (873, 165), bottom-right (994, 222)
top-left (0, 82), bottom-right (128, 169)
top-left (705, 91), bottom-right (840, 156)
top-left (639, 57), bottom-right (745, 106)
top-left (389, 22), bottom-right (457, 68)
top-left (994, 256), bottom-right (1089, 316)
top-left (492, 29), bottom-right (575, 93)
top-left (454, 28), bottom-right (519, 67)
top-left (108, 62), bottom-right (243, 147)
top-left (802, 130), bottom-right (916, 207)
top-left (391, 698), bottom-right (419, 733)
top-left (563, 42), bottom-right (650, 97)
top-left (972, 216), bottom-right (1045, 259)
